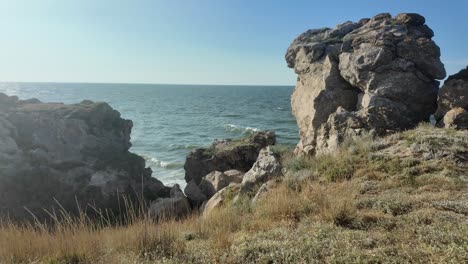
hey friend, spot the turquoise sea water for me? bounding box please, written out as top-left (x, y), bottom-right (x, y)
top-left (0, 83), bottom-right (299, 186)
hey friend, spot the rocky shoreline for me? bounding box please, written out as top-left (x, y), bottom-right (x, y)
top-left (1, 13), bottom-right (467, 222)
top-left (0, 95), bottom-right (170, 220)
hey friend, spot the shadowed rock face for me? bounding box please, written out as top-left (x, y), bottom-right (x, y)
top-left (286, 13), bottom-right (446, 155)
top-left (0, 93), bottom-right (170, 220)
top-left (435, 66), bottom-right (468, 129)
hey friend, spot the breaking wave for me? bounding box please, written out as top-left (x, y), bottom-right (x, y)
top-left (224, 124), bottom-right (262, 135)
top-left (140, 154), bottom-right (184, 170)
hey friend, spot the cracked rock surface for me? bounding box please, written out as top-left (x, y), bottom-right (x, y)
top-left (286, 13), bottom-right (446, 155)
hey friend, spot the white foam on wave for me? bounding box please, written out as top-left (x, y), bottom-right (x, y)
top-left (224, 124), bottom-right (261, 134)
top-left (140, 153), bottom-right (183, 169)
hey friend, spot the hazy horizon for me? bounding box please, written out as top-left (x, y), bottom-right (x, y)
top-left (1, 0), bottom-right (467, 85)
top-left (0, 81), bottom-right (295, 87)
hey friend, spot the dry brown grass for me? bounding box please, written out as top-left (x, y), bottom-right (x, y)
top-left (1, 124), bottom-right (467, 263)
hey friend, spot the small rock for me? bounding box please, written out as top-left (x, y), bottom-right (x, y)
top-left (251, 179), bottom-right (278, 205)
top-left (224, 169), bottom-right (245, 183)
top-left (205, 171), bottom-right (231, 192)
top-left (184, 180), bottom-right (207, 206)
top-left (150, 185), bottom-right (191, 220)
top-left (438, 107), bottom-right (468, 129)
top-left (239, 147), bottom-right (283, 194)
top-left (184, 131), bottom-right (276, 184)
top-left (203, 184), bottom-right (240, 217)
top-left (435, 66), bottom-right (468, 129)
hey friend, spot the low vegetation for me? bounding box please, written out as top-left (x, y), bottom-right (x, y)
top-left (1, 124), bottom-right (467, 263)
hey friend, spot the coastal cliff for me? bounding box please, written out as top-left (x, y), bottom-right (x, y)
top-left (0, 93), bottom-right (170, 220)
top-left (0, 11), bottom-right (467, 264)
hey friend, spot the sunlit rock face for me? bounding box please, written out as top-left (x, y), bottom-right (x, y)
top-left (286, 13), bottom-right (445, 155)
top-left (0, 93), bottom-right (169, 220)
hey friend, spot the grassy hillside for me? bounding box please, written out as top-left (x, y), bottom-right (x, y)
top-left (1, 124), bottom-right (467, 263)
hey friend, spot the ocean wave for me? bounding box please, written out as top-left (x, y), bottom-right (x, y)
top-left (168, 143), bottom-right (200, 150)
top-left (224, 124), bottom-right (262, 135)
top-left (222, 114), bottom-right (242, 118)
top-left (140, 154), bottom-right (184, 170)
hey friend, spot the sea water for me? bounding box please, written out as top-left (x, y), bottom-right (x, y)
top-left (0, 83), bottom-right (299, 187)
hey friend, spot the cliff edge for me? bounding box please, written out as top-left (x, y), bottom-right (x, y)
top-left (0, 93), bottom-right (170, 220)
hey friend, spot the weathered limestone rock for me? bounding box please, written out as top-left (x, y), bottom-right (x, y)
top-left (224, 169), bottom-right (245, 183)
top-left (184, 169), bottom-right (244, 206)
top-left (239, 147), bottom-right (283, 194)
top-left (251, 179), bottom-right (279, 205)
top-left (184, 131), bottom-right (275, 184)
top-left (150, 185), bottom-right (191, 220)
top-left (438, 107), bottom-right (468, 129)
top-left (203, 183), bottom-right (240, 217)
top-left (286, 13), bottom-right (446, 155)
top-left (0, 93), bottom-right (170, 220)
top-left (435, 66), bottom-right (468, 129)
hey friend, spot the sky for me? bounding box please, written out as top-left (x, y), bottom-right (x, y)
top-left (0, 0), bottom-right (467, 85)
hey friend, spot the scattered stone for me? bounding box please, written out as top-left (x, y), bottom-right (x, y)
top-left (205, 171), bottom-right (231, 192)
top-left (150, 185), bottom-right (191, 220)
top-left (184, 131), bottom-right (275, 184)
top-left (251, 179), bottom-right (279, 205)
top-left (203, 183), bottom-right (240, 217)
top-left (435, 66), bottom-right (468, 129)
top-left (224, 169), bottom-right (245, 183)
top-left (438, 108), bottom-right (468, 129)
top-left (184, 169), bottom-right (245, 206)
top-left (239, 147), bottom-right (283, 194)
top-left (184, 180), bottom-right (207, 207)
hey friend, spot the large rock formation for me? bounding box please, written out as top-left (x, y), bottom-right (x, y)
top-left (184, 131), bottom-right (275, 184)
top-left (435, 66), bottom-right (468, 129)
top-left (286, 13), bottom-right (446, 155)
top-left (0, 93), bottom-right (170, 220)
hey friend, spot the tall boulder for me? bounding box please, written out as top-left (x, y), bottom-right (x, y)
top-left (184, 131), bottom-right (275, 184)
top-left (0, 93), bottom-right (170, 220)
top-left (435, 66), bottom-right (468, 129)
top-left (285, 13), bottom-right (446, 155)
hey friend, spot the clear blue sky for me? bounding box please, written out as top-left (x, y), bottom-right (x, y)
top-left (1, 0), bottom-right (467, 85)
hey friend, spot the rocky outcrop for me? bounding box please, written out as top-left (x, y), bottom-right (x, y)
top-left (251, 179), bottom-right (279, 205)
top-left (239, 147), bottom-right (283, 194)
top-left (285, 13), bottom-right (446, 155)
top-left (184, 169), bottom-right (244, 207)
top-left (184, 180), bottom-right (208, 207)
top-left (184, 131), bottom-right (275, 184)
top-left (437, 108), bottom-right (468, 129)
top-left (202, 183), bottom-right (240, 217)
top-left (435, 66), bottom-right (468, 129)
top-left (150, 185), bottom-right (191, 220)
top-left (0, 93), bottom-right (170, 220)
